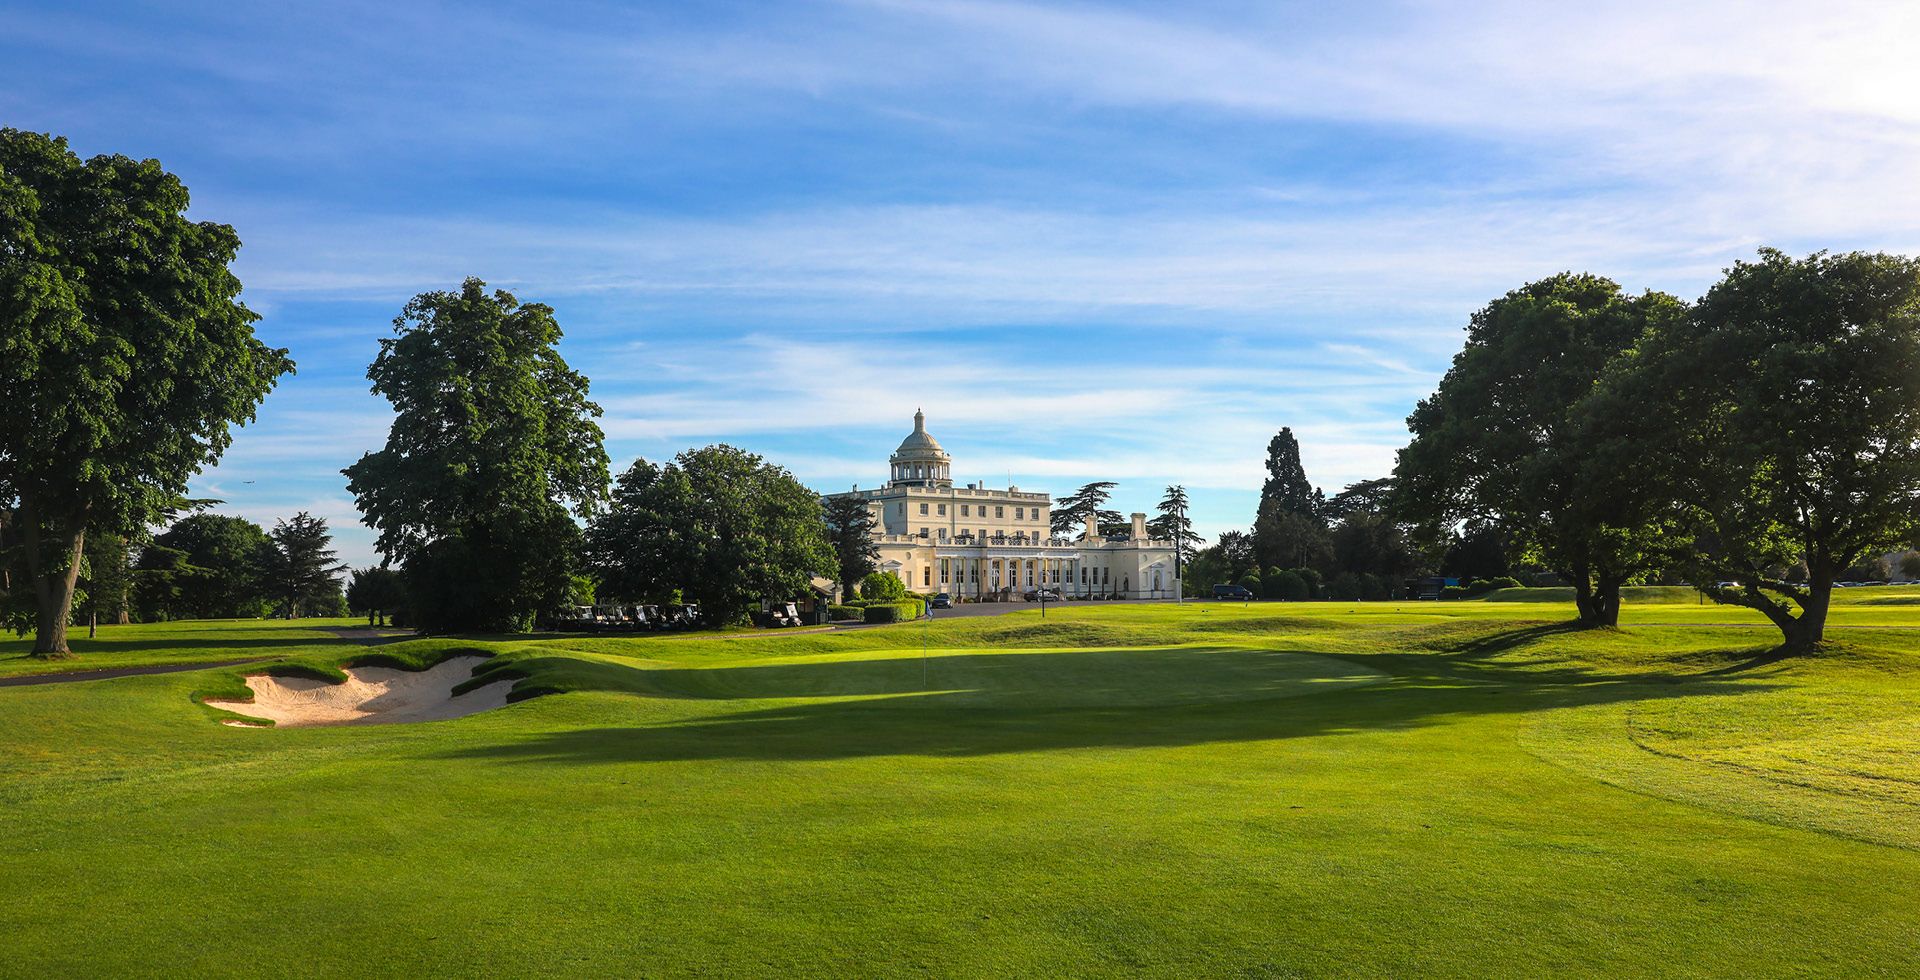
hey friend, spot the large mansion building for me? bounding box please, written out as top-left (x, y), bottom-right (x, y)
top-left (823, 411), bottom-right (1180, 600)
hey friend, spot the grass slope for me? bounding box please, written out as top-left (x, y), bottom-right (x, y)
top-left (1, 601), bottom-right (1918, 976)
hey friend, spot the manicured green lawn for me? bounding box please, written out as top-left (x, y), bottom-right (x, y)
top-left (2, 599), bottom-right (1917, 976)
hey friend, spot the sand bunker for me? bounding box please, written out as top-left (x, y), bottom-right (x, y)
top-left (207, 655), bottom-right (512, 727)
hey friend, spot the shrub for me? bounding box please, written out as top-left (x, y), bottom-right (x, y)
top-left (1327, 572), bottom-right (1365, 601)
top-left (1356, 573), bottom-right (1389, 601)
top-left (862, 600), bottom-right (923, 624)
top-left (827, 604), bottom-right (863, 621)
top-left (1237, 571), bottom-right (1262, 593)
top-left (1439, 584), bottom-right (1474, 600)
top-left (1267, 569), bottom-right (1308, 601)
top-left (1294, 568), bottom-right (1324, 600)
top-left (860, 572), bottom-right (907, 602)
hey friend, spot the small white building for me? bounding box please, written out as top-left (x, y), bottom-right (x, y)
top-left (823, 411), bottom-right (1179, 600)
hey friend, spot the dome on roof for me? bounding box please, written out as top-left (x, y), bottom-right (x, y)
top-left (888, 410), bottom-right (952, 488)
top-left (891, 409), bottom-right (949, 461)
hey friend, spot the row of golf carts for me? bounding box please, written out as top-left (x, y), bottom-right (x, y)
top-left (556, 604), bottom-right (702, 632)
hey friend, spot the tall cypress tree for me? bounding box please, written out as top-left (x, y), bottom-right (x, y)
top-left (1259, 428), bottom-right (1320, 517)
top-left (1254, 428), bottom-right (1329, 572)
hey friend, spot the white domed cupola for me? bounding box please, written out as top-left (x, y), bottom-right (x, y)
top-left (888, 409), bottom-right (952, 487)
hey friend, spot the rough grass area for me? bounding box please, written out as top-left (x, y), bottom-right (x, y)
top-left (2, 600), bottom-right (1918, 975)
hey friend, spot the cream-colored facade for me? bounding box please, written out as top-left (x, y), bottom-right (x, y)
top-left (824, 411), bottom-right (1180, 600)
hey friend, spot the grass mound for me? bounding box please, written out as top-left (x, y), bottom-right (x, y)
top-left (965, 620), bottom-right (1157, 648)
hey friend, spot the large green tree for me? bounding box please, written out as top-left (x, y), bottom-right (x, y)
top-left (345, 566), bottom-right (407, 626)
top-left (1259, 428), bottom-right (1322, 517)
top-left (0, 130), bottom-right (291, 656)
top-left (1396, 273), bottom-right (1684, 627)
top-left (343, 278), bottom-right (609, 633)
top-left (136, 514), bottom-right (276, 620)
top-left (266, 512), bottom-right (346, 619)
top-left (586, 446), bottom-right (834, 626)
top-left (1252, 428), bottom-right (1329, 574)
top-left (1585, 249), bottom-right (1920, 650)
top-left (821, 495), bottom-right (881, 601)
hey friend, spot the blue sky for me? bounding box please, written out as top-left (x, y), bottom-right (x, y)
top-left (7, 0), bottom-right (1920, 566)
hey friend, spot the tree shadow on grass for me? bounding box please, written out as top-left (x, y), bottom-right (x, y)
top-left (435, 642), bottom-right (1777, 766)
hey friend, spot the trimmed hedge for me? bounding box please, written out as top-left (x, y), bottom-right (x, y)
top-left (862, 600), bottom-right (925, 624)
top-left (827, 604), bottom-right (863, 621)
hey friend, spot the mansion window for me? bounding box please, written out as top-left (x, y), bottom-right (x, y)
top-left (995, 506), bottom-right (1004, 518)
top-left (960, 504), bottom-right (969, 516)
top-left (937, 504), bottom-right (946, 515)
top-left (919, 503), bottom-right (928, 515)
top-left (923, 567), bottom-right (931, 586)
top-left (1015, 507), bottom-right (1024, 519)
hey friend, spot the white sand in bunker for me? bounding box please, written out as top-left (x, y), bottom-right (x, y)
top-left (207, 655), bottom-right (512, 727)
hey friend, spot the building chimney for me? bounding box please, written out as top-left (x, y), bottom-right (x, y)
top-left (1082, 514), bottom-right (1098, 541)
top-left (1130, 512), bottom-right (1147, 540)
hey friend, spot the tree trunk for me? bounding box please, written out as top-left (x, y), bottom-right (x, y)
top-left (1568, 566), bottom-right (1601, 627)
top-left (28, 523), bottom-right (86, 659)
top-left (1591, 574), bottom-right (1624, 628)
top-left (1780, 580), bottom-right (1832, 653)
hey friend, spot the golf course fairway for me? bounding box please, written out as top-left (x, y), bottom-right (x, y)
top-left (3, 596), bottom-right (1917, 976)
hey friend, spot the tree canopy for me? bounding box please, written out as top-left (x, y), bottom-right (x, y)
top-left (1259, 429), bottom-right (1321, 518)
top-left (343, 278), bottom-right (608, 633)
top-left (137, 514), bottom-right (276, 620)
top-left (345, 566), bottom-right (407, 627)
top-left (1396, 273), bottom-right (1685, 627)
top-left (585, 446), bottom-right (834, 626)
top-left (1051, 481), bottom-right (1119, 538)
top-left (0, 129), bottom-right (291, 655)
top-left (1585, 249), bottom-right (1920, 649)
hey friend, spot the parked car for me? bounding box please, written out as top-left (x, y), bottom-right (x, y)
top-left (1023, 589), bottom-right (1063, 602)
top-left (1213, 584), bottom-right (1254, 600)
top-left (930, 593), bottom-right (952, 609)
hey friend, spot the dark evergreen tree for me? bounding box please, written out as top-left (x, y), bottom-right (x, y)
top-left (822, 495), bottom-right (882, 601)
top-left (1147, 485), bottom-right (1204, 575)
top-left (1051, 481), bottom-right (1120, 538)
top-left (1254, 428), bottom-right (1330, 574)
top-left (267, 512), bottom-right (346, 619)
top-left (1259, 428), bottom-right (1320, 518)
